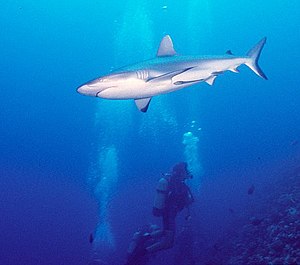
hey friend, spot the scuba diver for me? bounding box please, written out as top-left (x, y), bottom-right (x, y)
top-left (125, 162), bottom-right (194, 264)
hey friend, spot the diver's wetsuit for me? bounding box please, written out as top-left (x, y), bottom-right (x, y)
top-left (125, 162), bottom-right (194, 264)
top-left (146, 178), bottom-right (193, 253)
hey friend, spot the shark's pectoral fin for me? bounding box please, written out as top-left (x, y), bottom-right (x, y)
top-left (172, 67), bottom-right (206, 85)
top-left (205, 76), bottom-right (217, 86)
top-left (157, 35), bottom-right (177, 57)
top-left (146, 69), bottom-right (188, 83)
top-left (174, 79), bottom-right (204, 85)
top-left (135, 97), bottom-right (152, 112)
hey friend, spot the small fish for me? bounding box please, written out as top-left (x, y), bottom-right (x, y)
top-left (248, 184), bottom-right (255, 195)
top-left (89, 233), bottom-right (94, 244)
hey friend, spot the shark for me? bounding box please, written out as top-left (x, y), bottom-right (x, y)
top-left (77, 35), bottom-right (267, 112)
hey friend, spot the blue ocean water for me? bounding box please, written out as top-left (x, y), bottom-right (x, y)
top-left (1, 1), bottom-right (300, 264)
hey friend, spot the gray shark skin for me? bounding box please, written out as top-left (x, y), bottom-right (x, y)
top-left (77, 35), bottom-right (267, 112)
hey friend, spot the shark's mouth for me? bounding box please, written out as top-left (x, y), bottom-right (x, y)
top-left (96, 91), bottom-right (101, 97)
top-left (96, 86), bottom-right (117, 97)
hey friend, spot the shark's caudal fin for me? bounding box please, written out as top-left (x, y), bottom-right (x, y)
top-left (245, 37), bottom-right (268, 80)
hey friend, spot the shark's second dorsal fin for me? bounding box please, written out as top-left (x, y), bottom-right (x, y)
top-left (157, 35), bottom-right (176, 57)
top-left (226, 50), bottom-right (234, 55)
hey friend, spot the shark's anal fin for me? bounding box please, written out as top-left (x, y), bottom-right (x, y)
top-left (135, 97), bottom-right (152, 112)
top-left (157, 35), bottom-right (177, 57)
top-left (229, 67), bottom-right (239, 73)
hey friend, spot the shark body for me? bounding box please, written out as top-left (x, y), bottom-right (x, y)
top-left (77, 35), bottom-right (267, 112)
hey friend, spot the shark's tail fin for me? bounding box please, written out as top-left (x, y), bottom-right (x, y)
top-left (245, 37), bottom-right (268, 80)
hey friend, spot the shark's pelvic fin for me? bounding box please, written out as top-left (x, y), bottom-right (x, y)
top-left (205, 75), bottom-right (217, 86)
top-left (157, 35), bottom-right (177, 57)
top-left (135, 97), bottom-right (152, 112)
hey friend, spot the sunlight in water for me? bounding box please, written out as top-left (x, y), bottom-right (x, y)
top-left (89, 2), bottom-right (154, 258)
top-left (183, 131), bottom-right (203, 192)
top-left (90, 146), bottom-right (118, 255)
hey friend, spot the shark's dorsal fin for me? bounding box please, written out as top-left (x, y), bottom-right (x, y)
top-left (134, 97), bottom-right (152, 112)
top-left (157, 35), bottom-right (176, 57)
top-left (226, 50), bottom-right (234, 55)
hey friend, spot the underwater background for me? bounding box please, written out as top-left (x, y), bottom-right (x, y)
top-left (1, 0), bottom-right (300, 264)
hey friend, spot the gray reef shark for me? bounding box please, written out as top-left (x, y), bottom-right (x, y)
top-left (77, 35), bottom-right (267, 112)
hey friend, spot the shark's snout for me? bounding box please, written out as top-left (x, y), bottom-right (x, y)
top-left (77, 84), bottom-right (98, 97)
top-left (77, 84), bottom-right (86, 94)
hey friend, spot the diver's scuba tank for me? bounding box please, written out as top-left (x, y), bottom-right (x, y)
top-left (152, 176), bottom-right (169, 216)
